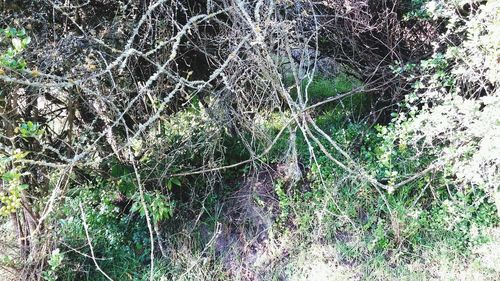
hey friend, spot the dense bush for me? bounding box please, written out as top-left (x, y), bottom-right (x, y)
top-left (0, 1), bottom-right (498, 280)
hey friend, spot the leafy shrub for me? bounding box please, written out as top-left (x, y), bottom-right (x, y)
top-left (392, 0), bottom-right (500, 213)
top-left (0, 27), bottom-right (30, 70)
top-left (55, 176), bottom-right (160, 280)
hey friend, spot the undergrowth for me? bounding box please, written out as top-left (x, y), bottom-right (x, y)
top-left (26, 68), bottom-right (498, 280)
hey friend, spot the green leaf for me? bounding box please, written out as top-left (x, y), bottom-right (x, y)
top-left (170, 177), bottom-right (181, 187)
top-left (8, 28), bottom-right (17, 37)
top-left (21, 37), bottom-right (30, 48)
top-left (2, 171), bottom-right (19, 181)
top-left (13, 151), bottom-right (29, 160)
top-left (110, 164), bottom-right (132, 178)
top-left (118, 178), bottom-right (135, 197)
top-left (12, 38), bottom-right (22, 51)
top-left (16, 29), bottom-right (26, 37)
